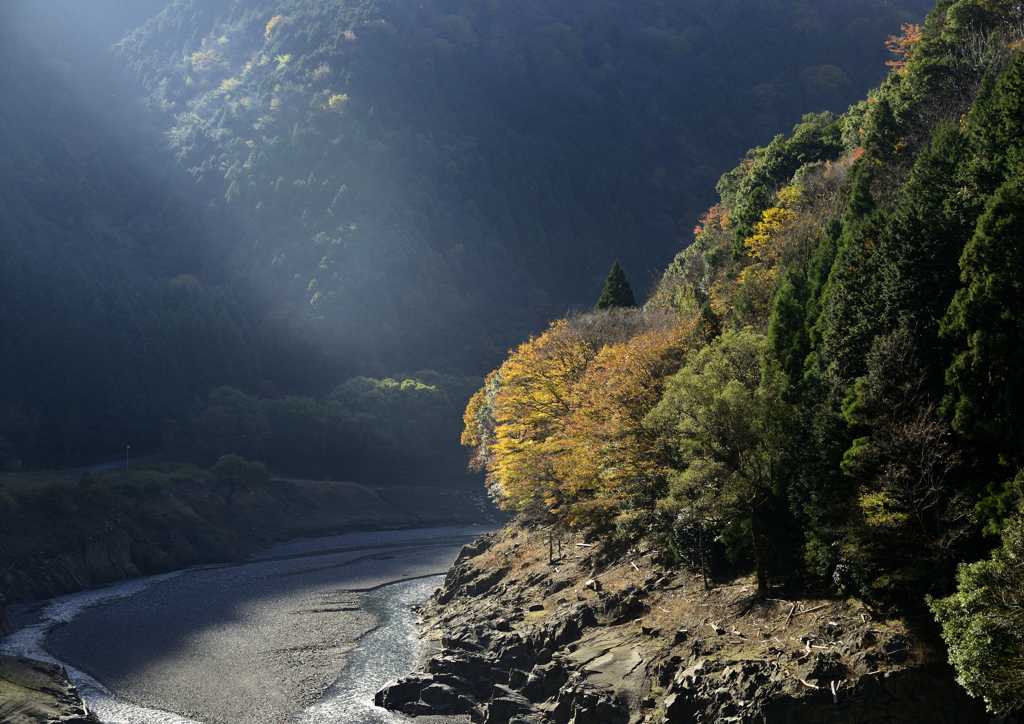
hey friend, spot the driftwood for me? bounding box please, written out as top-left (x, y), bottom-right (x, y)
top-left (792, 603), bottom-right (827, 618)
top-left (783, 602), bottom-right (797, 630)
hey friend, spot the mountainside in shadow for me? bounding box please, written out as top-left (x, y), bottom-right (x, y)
top-left (0, 0), bottom-right (920, 469)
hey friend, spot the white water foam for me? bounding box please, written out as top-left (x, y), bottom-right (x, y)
top-left (294, 575), bottom-right (444, 724)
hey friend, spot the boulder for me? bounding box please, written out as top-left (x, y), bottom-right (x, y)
top-left (420, 682), bottom-right (459, 706)
top-left (480, 685), bottom-right (534, 724)
top-left (455, 534), bottom-right (495, 565)
top-left (466, 568), bottom-right (509, 597)
top-left (375, 673), bottom-right (436, 709)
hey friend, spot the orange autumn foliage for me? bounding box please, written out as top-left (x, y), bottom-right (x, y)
top-left (885, 23), bottom-right (923, 75)
top-left (552, 315), bottom-right (703, 526)
top-left (462, 310), bottom-right (702, 524)
top-left (692, 204), bottom-right (731, 237)
top-left (485, 320), bottom-right (595, 510)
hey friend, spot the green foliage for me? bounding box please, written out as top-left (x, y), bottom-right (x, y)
top-left (326, 371), bottom-right (480, 471)
top-left (3, 471), bottom-right (161, 521)
top-left (726, 114), bottom-right (844, 260)
top-left (646, 328), bottom-right (794, 594)
top-left (654, 218), bottom-right (732, 315)
top-left (193, 386), bottom-right (271, 462)
top-left (261, 395), bottom-right (327, 469)
top-left (942, 177), bottom-right (1024, 462)
top-left (869, 121), bottom-right (969, 351)
top-left (930, 509), bottom-right (1024, 713)
top-left (837, 326), bottom-right (972, 601)
top-left (766, 268), bottom-right (810, 388)
top-left (663, 0), bottom-right (1024, 619)
top-left (110, 0), bottom-right (918, 374)
top-left (210, 453), bottom-right (270, 508)
top-left (974, 473), bottom-right (1024, 536)
top-left (178, 370), bottom-right (480, 476)
top-left (938, 50), bottom-right (1024, 468)
top-left (768, 216), bottom-right (840, 392)
top-left (861, 96), bottom-right (901, 168)
top-left (594, 260), bottom-right (636, 310)
top-left (805, 172), bottom-right (886, 392)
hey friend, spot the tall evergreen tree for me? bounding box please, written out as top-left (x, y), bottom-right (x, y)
top-left (941, 177), bottom-right (1024, 462)
top-left (594, 260), bottom-right (637, 310)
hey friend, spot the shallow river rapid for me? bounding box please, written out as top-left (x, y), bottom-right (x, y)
top-left (1, 526), bottom-right (487, 724)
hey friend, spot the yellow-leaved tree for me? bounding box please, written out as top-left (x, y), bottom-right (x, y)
top-left (730, 184), bottom-right (806, 330)
top-left (266, 15), bottom-right (285, 38)
top-left (462, 310), bottom-right (682, 518)
top-left (552, 314), bottom-right (704, 528)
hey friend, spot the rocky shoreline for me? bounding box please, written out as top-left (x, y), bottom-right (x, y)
top-left (377, 523), bottom-right (998, 724)
top-left (0, 655), bottom-right (97, 723)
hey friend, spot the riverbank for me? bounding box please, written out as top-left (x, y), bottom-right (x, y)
top-left (377, 518), bottom-right (994, 723)
top-left (5, 527), bottom-right (491, 724)
top-left (0, 464), bottom-right (501, 608)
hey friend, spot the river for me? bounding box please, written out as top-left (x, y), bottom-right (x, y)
top-left (0, 526), bottom-right (488, 724)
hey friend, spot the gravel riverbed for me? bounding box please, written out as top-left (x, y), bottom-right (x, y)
top-left (8, 526), bottom-right (491, 724)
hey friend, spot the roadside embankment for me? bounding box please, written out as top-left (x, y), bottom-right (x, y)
top-left (377, 519), bottom-right (992, 723)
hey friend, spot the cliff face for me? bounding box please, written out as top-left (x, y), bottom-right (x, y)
top-left (377, 521), bottom-right (993, 724)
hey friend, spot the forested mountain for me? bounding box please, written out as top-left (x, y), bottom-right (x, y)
top-left (1, 0), bottom-right (920, 470)
top-left (4, 0), bottom-right (1023, 709)
top-left (114, 0), bottom-right (924, 372)
top-left (0, 7), bottom-right (263, 466)
top-left (462, 0), bottom-right (1024, 712)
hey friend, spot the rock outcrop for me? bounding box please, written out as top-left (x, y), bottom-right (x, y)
top-left (0, 654), bottom-right (98, 723)
top-left (376, 526), bottom-right (997, 724)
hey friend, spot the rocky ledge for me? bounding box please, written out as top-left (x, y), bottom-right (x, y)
top-left (377, 523), bottom-right (998, 724)
top-left (0, 654), bottom-right (98, 723)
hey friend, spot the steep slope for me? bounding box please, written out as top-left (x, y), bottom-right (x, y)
top-left (0, 0), bottom-right (920, 470)
top-left (114, 0), bottom-right (922, 373)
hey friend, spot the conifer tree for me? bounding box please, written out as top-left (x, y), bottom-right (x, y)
top-left (594, 260), bottom-right (637, 310)
top-left (941, 178), bottom-right (1024, 461)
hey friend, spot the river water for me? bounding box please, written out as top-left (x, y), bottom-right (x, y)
top-left (0, 526), bottom-right (486, 724)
